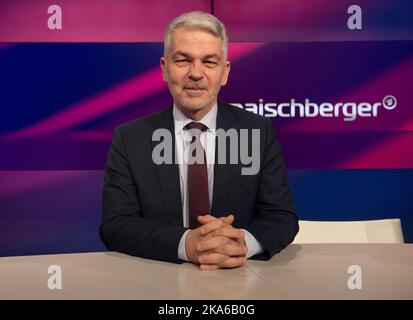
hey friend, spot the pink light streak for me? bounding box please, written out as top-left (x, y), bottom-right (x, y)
top-left (3, 43), bottom-right (264, 141)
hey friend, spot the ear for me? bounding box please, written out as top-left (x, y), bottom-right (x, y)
top-left (160, 57), bottom-right (168, 82)
top-left (220, 60), bottom-right (231, 86)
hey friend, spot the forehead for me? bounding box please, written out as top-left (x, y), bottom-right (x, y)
top-left (168, 26), bottom-right (223, 57)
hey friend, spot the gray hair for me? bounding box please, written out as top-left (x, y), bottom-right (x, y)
top-left (164, 11), bottom-right (228, 60)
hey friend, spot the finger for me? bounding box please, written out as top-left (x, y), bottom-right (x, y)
top-left (197, 214), bottom-right (214, 224)
top-left (200, 233), bottom-right (240, 245)
top-left (221, 214), bottom-right (234, 225)
top-left (208, 227), bottom-right (244, 240)
top-left (199, 252), bottom-right (229, 265)
top-left (198, 214), bottom-right (234, 226)
top-left (199, 218), bottom-right (226, 236)
top-left (197, 236), bottom-right (231, 251)
top-left (200, 264), bottom-right (220, 271)
top-left (219, 256), bottom-right (247, 268)
top-left (214, 243), bottom-right (248, 256)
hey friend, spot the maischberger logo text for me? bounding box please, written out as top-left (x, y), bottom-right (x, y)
top-left (231, 95), bottom-right (397, 121)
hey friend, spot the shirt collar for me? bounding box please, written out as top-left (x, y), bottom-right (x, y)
top-left (173, 103), bottom-right (217, 135)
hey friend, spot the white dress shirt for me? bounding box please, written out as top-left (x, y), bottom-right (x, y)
top-left (173, 103), bottom-right (263, 261)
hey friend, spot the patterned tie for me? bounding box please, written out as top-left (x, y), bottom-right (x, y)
top-left (185, 122), bottom-right (209, 228)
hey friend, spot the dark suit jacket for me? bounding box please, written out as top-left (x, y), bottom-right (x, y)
top-left (100, 102), bottom-right (299, 263)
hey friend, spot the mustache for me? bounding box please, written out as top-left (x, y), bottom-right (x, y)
top-left (184, 83), bottom-right (208, 90)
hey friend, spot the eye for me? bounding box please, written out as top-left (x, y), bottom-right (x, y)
top-left (174, 59), bottom-right (191, 67)
top-left (175, 59), bottom-right (191, 64)
top-left (204, 60), bottom-right (218, 67)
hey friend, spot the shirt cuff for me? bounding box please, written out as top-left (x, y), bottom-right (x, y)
top-left (178, 230), bottom-right (191, 261)
top-left (242, 229), bottom-right (264, 259)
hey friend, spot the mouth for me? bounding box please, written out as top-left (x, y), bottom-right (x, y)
top-left (184, 88), bottom-right (206, 92)
top-left (183, 87), bottom-right (206, 96)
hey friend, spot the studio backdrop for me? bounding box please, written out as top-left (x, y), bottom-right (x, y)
top-left (0, 0), bottom-right (412, 256)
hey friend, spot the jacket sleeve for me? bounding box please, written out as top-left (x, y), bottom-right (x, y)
top-left (245, 119), bottom-right (299, 260)
top-left (99, 127), bottom-right (187, 264)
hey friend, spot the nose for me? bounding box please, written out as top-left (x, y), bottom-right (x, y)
top-left (188, 60), bottom-right (204, 81)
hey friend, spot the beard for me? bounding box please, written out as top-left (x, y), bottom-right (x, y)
top-left (173, 88), bottom-right (211, 111)
top-left (179, 98), bottom-right (207, 110)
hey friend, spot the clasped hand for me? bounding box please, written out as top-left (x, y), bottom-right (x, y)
top-left (185, 214), bottom-right (248, 270)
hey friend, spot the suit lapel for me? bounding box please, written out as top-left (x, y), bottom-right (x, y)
top-left (151, 107), bottom-right (183, 227)
top-left (211, 103), bottom-right (240, 217)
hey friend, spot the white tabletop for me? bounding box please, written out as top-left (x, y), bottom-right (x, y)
top-left (0, 244), bottom-right (412, 299)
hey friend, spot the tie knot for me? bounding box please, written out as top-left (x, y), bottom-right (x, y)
top-left (185, 122), bottom-right (208, 132)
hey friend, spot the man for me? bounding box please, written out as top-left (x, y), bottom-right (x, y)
top-left (100, 11), bottom-right (298, 270)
